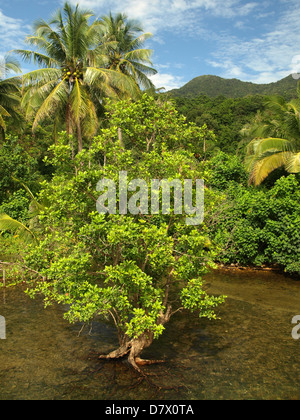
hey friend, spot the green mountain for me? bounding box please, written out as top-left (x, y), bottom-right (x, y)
top-left (167, 74), bottom-right (298, 100)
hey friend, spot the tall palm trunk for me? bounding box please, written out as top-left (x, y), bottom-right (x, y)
top-left (66, 102), bottom-right (72, 137)
top-left (66, 102), bottom-right (76, 159)
top-left (67, 81), bottom-right (83, 152)
top-left (77, 120), bottom-right (83, 152)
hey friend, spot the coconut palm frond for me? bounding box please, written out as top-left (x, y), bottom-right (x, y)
top-left (32, 78), bottom-right (68, 130)
top-left (250, 152), bottom-right (288, 186)
top-left (0, 56), bottom-right (21, 134)
top-left (22, 68), bottom-right (61, 87)
top-left (285, 151), bottom-right (300, 173)
top-left (0, 214), bottom-right (36, 243)
top-left (253, 137), bottom-right (294, 155)
top-left (11, 176), bottom-right (46, 214)
top-left (84, 66), bottom-right (140, 99)
top-left (244, 87), bottom-right (300, 185)
top-left (15, 49), bottom-right (59, 69)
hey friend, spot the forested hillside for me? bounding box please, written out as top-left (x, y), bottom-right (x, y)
top-left (168, 74), bottom-right (298, 100)
top-left (172, 94), bottom-right (265, 154)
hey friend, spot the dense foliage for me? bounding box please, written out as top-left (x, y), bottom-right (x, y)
top-left (173, 94), bottom-right (265, 154)
top-left (205, 152), bottom-right (300, 275)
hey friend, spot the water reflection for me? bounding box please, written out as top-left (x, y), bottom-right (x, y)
top-left (0, 269), bottom-right (299, 400)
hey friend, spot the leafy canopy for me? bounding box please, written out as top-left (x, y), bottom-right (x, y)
top-left (19, 95), bottom-right (225, 346)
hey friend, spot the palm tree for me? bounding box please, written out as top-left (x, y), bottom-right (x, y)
top-left (14, 2), bottom-right (141, 152)
top-left (244, 88), bottom-right (300, 185)
top-left (97, 12), bottom-right (157, 91)
top-left (0, 56), bottom-right (21, 137)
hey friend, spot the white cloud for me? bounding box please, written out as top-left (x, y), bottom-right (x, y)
top-left (207, 1), bottom-right (300, 83)
top-left (67, 0), bottom-right (259, 33)
top-left (0, 9), bottom-right (29, 52)
top-left (149, 72), bottom-right (186, 91)
top-left (155, 62), bottom-right (185, 70)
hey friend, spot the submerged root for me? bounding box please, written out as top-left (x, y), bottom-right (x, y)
top-left (99, 345), bottom-right (131, 361)
top-left (98, 347), bottom-right (185, 394)
top-left (135, 357), bottom-right (165, 366)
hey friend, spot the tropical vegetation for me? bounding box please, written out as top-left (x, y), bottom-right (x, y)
top-left (0, 56), bottom-right (21, 137)
top-left (243, 91), bottom-right (300, 185)
top-left (0, 1), bottom-right (299, 373)
top-left (14, 2), bottom-right (156, 152)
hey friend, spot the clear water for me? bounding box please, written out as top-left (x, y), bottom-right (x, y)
top-left (0, 269), bottom-right (300, 400)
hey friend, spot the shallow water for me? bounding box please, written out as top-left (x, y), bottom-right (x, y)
top-left (0, 269), bottom-right (300, 400)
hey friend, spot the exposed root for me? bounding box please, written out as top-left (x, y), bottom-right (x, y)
top-left (135, 357), bottom-right (165, 366)
top-left (99, 332), bottom-right (156, 372)
top-left (96, 350), bottom-right (186, 395)
top-left (99, 342), bottom-right (131, 360)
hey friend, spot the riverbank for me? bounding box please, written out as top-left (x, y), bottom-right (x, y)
top-left (217, 263), bottom-right (281, 272)
top-left (215, 263), bottom-right (300, 282)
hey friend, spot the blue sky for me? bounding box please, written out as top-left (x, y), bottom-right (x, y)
top-left (1, 0), bottom-right (300, 91)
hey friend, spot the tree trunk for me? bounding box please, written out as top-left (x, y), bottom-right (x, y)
top-left (66, 102), bottom-right (71, 137)
top-left (128, 333), bottom-right (156, 371)
top-left (118, 127), bottom-right (124, 149)
top-left (66, 103), bottom-right (75, 159)
top-left (77, 121), bottom-right (83, 153)
top-left (99, 306), bottom-right (172, 372)
top-left (99, 332), bottom-right (155, 372)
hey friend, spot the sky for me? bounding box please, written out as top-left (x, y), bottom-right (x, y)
top-left (1, 0), bottom-right (300, 91)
